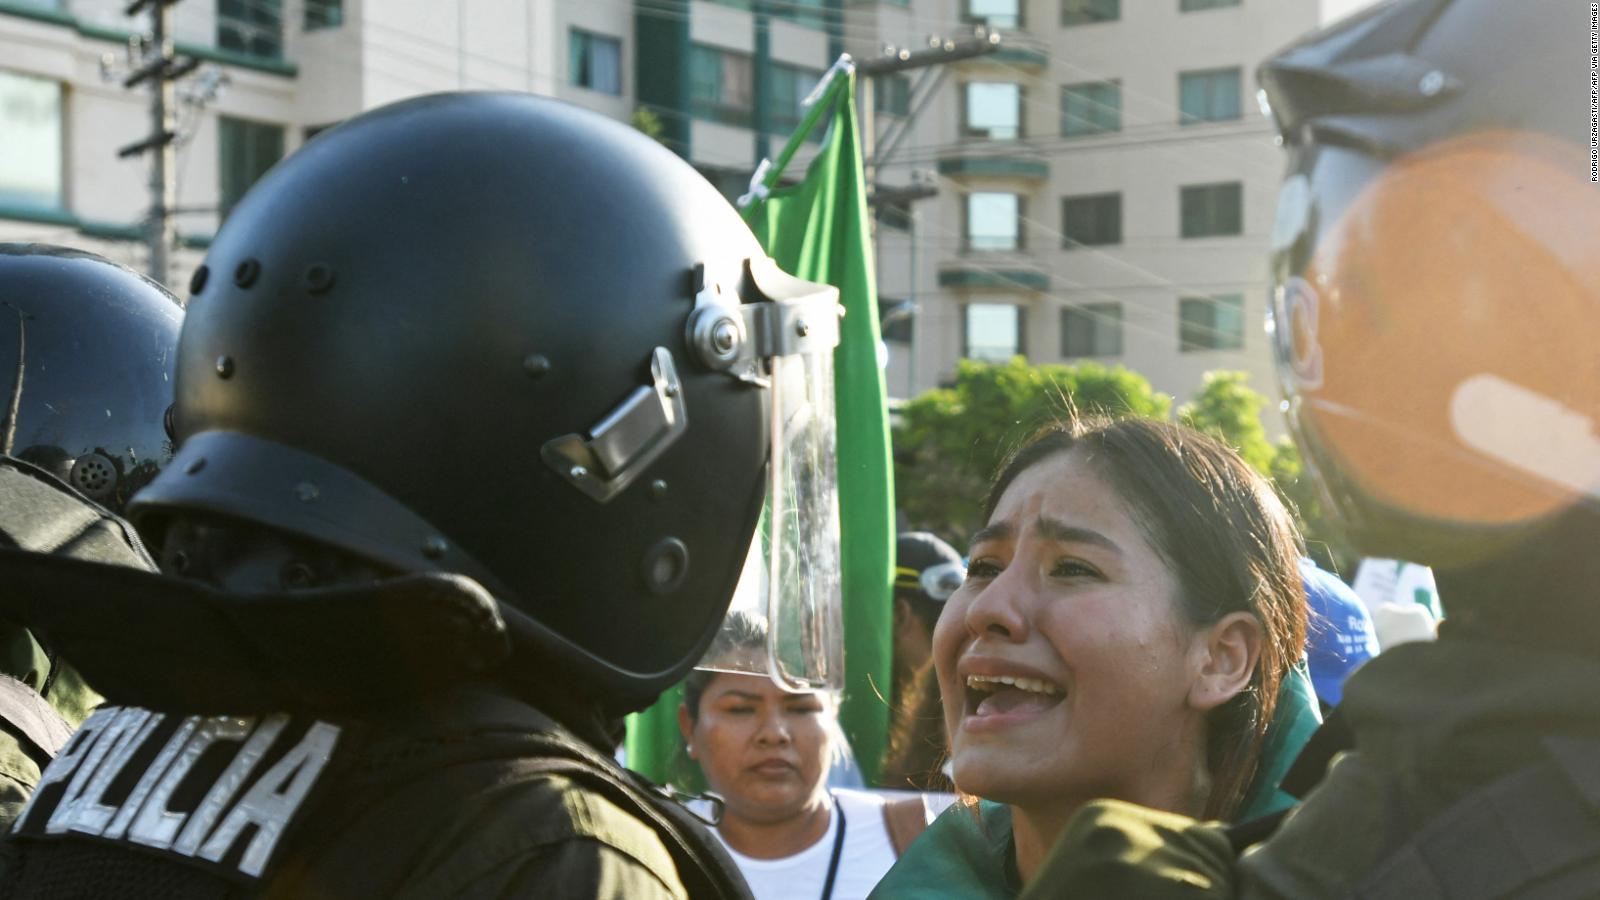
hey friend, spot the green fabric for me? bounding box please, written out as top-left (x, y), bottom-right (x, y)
top-left (873, 667), bottom-right (1320, 899)
top-left (1237, 637), bottom-right (1600, 898)
top-left (1017, 799), bottom-right (1235, 900)
top-left (1237, 663), bottom-right (1322, 820)
top-left (1008, 639), bottom-right (1600, 899)
top-left (626, 66), bottom-right (896, 786)
top-left (870, 800), bottom-right (1017, 899)
top-left (746, 69), bottom-right (895, 785)
top-left (623, 683), bottom-right (705, 792)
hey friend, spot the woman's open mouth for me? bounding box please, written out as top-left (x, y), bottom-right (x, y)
top-left (962, 673), bottom-right (1065, 731)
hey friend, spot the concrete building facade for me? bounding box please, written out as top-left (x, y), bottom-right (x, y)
top-left (873, 0), bottom-right (1336, 434)
top-left (0, 0), bottom-right (1364, 429)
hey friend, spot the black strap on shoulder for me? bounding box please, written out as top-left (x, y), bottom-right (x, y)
top-left (1354, 736), bottom-right (1600, 900)
top-left (0, 674), bottom-right (73, 767)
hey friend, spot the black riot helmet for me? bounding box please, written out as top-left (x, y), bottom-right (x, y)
top-left (0, 244), bottom-right (182, 512)
top-left (1258, 0), bottom-right (1599, 643)
top-left (130, 92), bottom-right (845, 713)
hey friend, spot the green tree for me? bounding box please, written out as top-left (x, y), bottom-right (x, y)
top-left (630, 106), bottom-right (666, 145)
top-left (893, 360), bottom-right (1357, 572)
top-left (1178, 370), bottom-right (1276, 476)
top-left (893, 357), bottom-right (1171, 544)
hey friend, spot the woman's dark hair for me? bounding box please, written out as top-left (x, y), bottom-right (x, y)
top-left (984, 416), bottom-right (1306, 821)
top-left (681, 610), bottom-right (768, 723)
top-left (881, 664), bottom-right (954, 792)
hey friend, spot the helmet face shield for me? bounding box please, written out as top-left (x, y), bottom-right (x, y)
top-left (693, 261), bottom-right (845, 692)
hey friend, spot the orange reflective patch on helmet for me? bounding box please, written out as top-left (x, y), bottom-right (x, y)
top-left (1295, 130), bottom-right (1600, 534)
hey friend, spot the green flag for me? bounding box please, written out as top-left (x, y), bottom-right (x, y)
top-left (744, 66), bottom-right (894, 786)
top-left (625, 62), bottom-right (895, 787)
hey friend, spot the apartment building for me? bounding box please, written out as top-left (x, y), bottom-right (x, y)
top-left (0, 0), bottom-right (834, 291)
top-left (873, 0), bottom-right (1355, 433)
top-left (0, 0), bottom-right (1366, 431)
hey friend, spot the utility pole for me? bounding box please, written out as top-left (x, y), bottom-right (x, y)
top-left (116, 0), bottom-right (197, 286)
top-left (856, 30), bottom-right (1002, 205)
top-left (856, 30), bottom-right (1000, 397)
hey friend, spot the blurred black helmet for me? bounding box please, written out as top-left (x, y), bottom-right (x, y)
top-left (894, 531), bottom-right (964, 604)
top-left (130, 92), bottom-right (845, 710)
top-left (0, 244), bottom-right (182, 512)
top-left (1258, 0), bottom-right (1598, 572)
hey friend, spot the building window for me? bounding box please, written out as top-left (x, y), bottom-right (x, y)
top-left (773, 0), bottom-right (826, 29)
top-left (218, 0), bottom-right (283, 59)
top-left (696, 166), bottom-right (751, 204)
top-left (1061, 192), bottom-right (1120, 247)
top-left (689, 45), bottom-right (754, 127)
top-left (1061, 80), bottom-right (1120, 136)
top-left (1061, 303), bottom-right (1122, 357)
top-left (1179, 67), bottom-right (1242, 124)
top-left (875, 194), bottom-right (913, 231)
top-left (965, 303), bottom-right (1024, 362)
top-left (964, 82), bottom-right (1021, 140)
top-left (876, 75), bottom-right (911, 116)
top-left (1180, 181), bottom-right (1242, 238)
top-left (767, 64), bottom-right (824, 136)
top-left (304, 0), bottom-right (342, 29)
top-left (218, 116), bottom-right (284, 218)
top-left (1179, 294), bottom-right (1244, 351)
top-left (570, 30), bottom-right (622, 95)
top-left (881, 297), bottom-right (913, 343)
top-left (0, 71), bottom-right (63, 212)
top-left (967, 0), bottom-right (1021, 30)
top-left (1181, 0), bottom-right (1239, 9)
top-left (1062, 0), bottom-right (1118, 26)
top-left (965, 192), bottom-right (1022, 251)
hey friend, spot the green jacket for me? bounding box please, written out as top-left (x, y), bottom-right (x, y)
top-left (871, 669), bottom-right (1320, 899)
top-left (868, 800), bottom-right (1018, 899)
top-left (1017, 638), bottom-right (1600, 898)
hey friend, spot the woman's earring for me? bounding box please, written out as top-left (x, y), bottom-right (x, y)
top-left (686, 743), bottom-right (696, 759)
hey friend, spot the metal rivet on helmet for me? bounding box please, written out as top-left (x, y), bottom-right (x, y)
top-left (233, 258), bottom-right (261, 288)
top-left (293, 482), bottom-right (319, 502)
top-left (189, 265), bottom-right (209, 295)
top-left (650, 479), bottom-right (669, 501)
top-left (215, 356), bottom-right (235, 378)
top-left (303, 263), bottom-right (336, 294)
top-left (421, 535), bottom-right (448, 559)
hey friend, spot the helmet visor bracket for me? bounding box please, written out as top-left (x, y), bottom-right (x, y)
top-left (541, 346), bottom-right (689, 503)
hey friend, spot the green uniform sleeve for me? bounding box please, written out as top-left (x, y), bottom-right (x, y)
top-left (433, 839), bottom-right (686, 900)
top-left (392, 773), bottom-right (692, 900)
top-left (1018, 799), bottom-right (1236, 900)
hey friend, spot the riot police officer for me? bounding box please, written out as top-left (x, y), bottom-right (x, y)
top-left (0, 93), bottom-right (846, 897)
top-left (1017, 1), bottom-right (1600, 897)
top-left (0, 245), bottom-right (180, 827)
